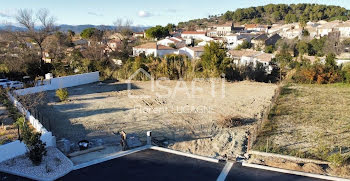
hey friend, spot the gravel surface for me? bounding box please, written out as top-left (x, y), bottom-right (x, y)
top-left (0, 147), bottom-right (73, 180)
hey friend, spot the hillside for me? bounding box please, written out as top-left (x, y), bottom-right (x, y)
top-left (0, 24), bottom-right (150, 33)
top-left (178, 4), bottom-right (350, 29)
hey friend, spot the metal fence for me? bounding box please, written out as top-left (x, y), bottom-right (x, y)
top-left (30, 108), bottom-right (52, 132)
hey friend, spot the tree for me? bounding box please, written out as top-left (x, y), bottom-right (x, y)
top-left (302, 30), bottom-right (310, 37)
top-left (201, 41), bottom-right (228, 77)
top-left (296, 41), bottom-right (310, 56)
top-left (145, 26), bottom-right (169, 39)
top-left (113, 18), bottom-right (133, 36)
top-left (236, 40), bottom-right (252, 50)
top-left (325, 53), bottom-right (337, 69)
top-left (80, 28), bottom-right (102, 40)
top-left (15, 9), bottom-right (58, 75)
top-left (275, 51), bottom-right (293, 81)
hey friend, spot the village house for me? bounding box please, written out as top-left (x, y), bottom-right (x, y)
top-left (245, 24), bottom-right (269, 33)
top-left (132, 42), bottom-right (177, 57)
top-left (215, 22), bottom-right (234, 36)
top-left (133, 32), bottom-right (145, 38)
top-left (181, 31), bottom-right (208, 40)
top-left (207, 30), bottom-right (218, 38)
top-left (106, 39), bottom-right (122, 52)
top-left (224, 33), bottom-right (255, 49)
top-left (251, 33), bottom-right (282, 49)
top-left (335, 22), bottom-right (350, 39)
top-left (178, 46), bottom-right (204, 59)
top-left (316, 21), bottom-right (340, 37)
top-left (228, 49), bottom-right (274, 73)
top-left (157, 37), bottom-right (185, 48)
top-left (268, 23), bottom-right (302, 39)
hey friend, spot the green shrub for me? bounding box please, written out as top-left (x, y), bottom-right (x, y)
top-left (327, 153), bottom-right (348, 166)
top-left (15, 117), bottom-right (47, 165)
top-left (26, 132), bottom-right (47, 166)
top-left (56, 88), bottom-right (69, 102)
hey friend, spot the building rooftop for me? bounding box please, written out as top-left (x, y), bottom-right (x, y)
top-left (182, 31), bottom-right (206, 35)
top-left (134, 42), bottom-right (157, 49)
top-left (228, 50), bottom-right (273, 62)
top-left (188, 46), bottom-right (205, 52)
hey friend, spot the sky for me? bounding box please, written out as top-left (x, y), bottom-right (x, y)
top-left (0, 0), bottom-right (349, 27)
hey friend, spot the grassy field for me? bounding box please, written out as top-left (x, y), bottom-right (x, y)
top-left (253, 83), bottom-right (350, 164)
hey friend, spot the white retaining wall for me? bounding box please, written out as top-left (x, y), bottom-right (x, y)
top-left (15, 71), bottom-right (100, 95)
top-left (0, 141), bottom-right (27, 162)
top-left (7, 93), bottom-right (56, 147)
top-left (0, 72), bottom-right (99, 162)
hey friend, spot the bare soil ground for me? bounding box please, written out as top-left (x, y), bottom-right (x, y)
top-left (38, 80), bottom-right (277, 158)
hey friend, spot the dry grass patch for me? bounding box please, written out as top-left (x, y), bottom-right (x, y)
top-left (253, 83), bottom-right (350, 166)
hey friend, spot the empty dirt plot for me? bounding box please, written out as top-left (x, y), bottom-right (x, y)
top-left (38, 80), bottom-right (277, 158)
top-left (254, 83), bottom-right (350, 162)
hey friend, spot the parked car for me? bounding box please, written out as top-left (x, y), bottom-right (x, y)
top-left (1, 81), bottom-right (24, 89)
top-left (0, 79), bottom-right (11, 87)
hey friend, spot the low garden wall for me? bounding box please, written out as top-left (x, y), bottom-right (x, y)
top-left (15, 71), bottom-right (100, 96)
top-left (0, 141), bottom-right (27, 163)
top-left (0, 72), bottom-right (100, 162)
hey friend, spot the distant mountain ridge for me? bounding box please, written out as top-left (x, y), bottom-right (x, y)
top-left (0, 24), bottom-right (150, 33)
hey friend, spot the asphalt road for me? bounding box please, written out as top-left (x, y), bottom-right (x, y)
top-left (1, 149), bottom-right (323, 181)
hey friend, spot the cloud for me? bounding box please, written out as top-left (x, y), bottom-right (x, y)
top-left (88, 12), bottom-right (103, 17)
top-left (138, 10), bottom-right (152, 18)
top-left (166, 9), bottom-right (177, 13)
top-left (0, 10), bottom-right (14, 19)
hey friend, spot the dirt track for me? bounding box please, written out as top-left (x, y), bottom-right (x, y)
top-left (39, 80), bottom-right (277, 158)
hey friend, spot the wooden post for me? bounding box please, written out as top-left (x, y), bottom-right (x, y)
top-left (266, 138), bottom-right (269, 153)
top-left (120, 131), bottom-right (128, 151)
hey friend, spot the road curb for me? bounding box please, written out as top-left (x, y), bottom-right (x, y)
top-left (73, 145), bottom-right (151, 170)
top-left (242, 161), bottom-right (350, 181)
top-left (149, 146), bottom-right (219, 163)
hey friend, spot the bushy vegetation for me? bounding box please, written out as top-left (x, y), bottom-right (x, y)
top-left (16, 117), bottom-right (47, 166)
top-left (292, 53), bottom-right (347, 84)
top-left (222, 4), bottom-right (349, 24)
top-left (145, 24), bottom-right (175, 39)
top-left (236, 41), bottom-right (252, 50)
top-left (97, 41), bottom-right (277, 82)
top-left (56, 88), bottom-right (69, 102)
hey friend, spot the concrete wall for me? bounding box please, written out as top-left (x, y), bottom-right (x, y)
top-left (7, 93), bottom-right (56, 146)
top-left (0, 72), bottom-right (100, 162)
top-left (15, 72), bottom-right (100, 95)
top-left (0, 141), bottom-right (27, 162)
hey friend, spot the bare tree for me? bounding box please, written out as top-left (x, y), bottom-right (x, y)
top-left (113, 18), bottom-right (133, 37)
top-left (16, 9), bottom-right (58, 74)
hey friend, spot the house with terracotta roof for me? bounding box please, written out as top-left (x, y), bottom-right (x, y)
top-left (106, 39), bottom-right (122, 52)
top-left (157, 37), bottom-right (185, 48)
top-left (132, 42), bottom-right (177, 57)
top-left (228, 49), bottom-right (274, 73)
top-left (178, 46), bottom-right (204, 59)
